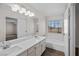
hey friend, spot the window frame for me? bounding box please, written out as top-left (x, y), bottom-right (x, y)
top-left (48, 20), bottom-right (62, 33)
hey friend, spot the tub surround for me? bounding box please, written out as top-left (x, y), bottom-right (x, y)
top-left (0, 36), bottom-right (46, 56)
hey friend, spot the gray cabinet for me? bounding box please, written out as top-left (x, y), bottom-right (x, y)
top-left (27, 46), bottom-right (36, 56)
top-left (35, 42), bottom-right (42, 56)
top-left (18, 50), bottom-right (27, 56)
top-left (41, 39), bottom-right (46, 54)
top-left (18, 39), bottom-right (46, 56)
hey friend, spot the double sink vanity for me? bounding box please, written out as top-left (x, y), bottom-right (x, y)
top-left (0, 36), bottom-right (46, 56)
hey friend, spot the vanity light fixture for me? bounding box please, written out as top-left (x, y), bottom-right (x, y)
top-left (10, 4), bottom-right (20, 12)
top-left (8, 4), bottom-right (35, 17)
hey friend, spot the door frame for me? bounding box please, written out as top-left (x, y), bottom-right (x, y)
top-left (64, 3), bottom-right (76, 56)
top-left (70, 4), bottom-right (75, 56)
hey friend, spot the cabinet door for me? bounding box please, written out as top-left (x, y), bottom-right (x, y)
top-left (27, 47), bottom-right (36, 56)
top-left (35, 43), bottom-right (41, 56)
top-left (41, 43), bottom-right (46, 53)
top-left (27, 51), bottom-right (36, 56)
top-left (41, 39), bottom-right (46, 54)
top-left (18, 50), bottom-right (27, 56)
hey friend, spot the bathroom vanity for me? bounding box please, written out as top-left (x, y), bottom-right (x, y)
top-left (0, 36), bottom-right (46, 56)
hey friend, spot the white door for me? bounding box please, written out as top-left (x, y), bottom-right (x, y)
top-left (70, 4), bottom-right (75, 56)
top-left (64, 4), bottom-right (75, 56)
top-left (64, 7), bottom-right (70, 56)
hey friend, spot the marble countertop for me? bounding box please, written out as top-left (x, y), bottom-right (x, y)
top-left (0, 36), bottom-right (45, 56)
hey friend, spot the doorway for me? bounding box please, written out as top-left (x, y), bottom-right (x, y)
top-left (64, 3), bottom-right (75, 56)
top-left (75, 4), bottom-right (79, 56)
top-left (6, 17), bottom-right (17, 41)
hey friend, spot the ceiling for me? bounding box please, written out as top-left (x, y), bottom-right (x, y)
top-left (28, 3), bottom-right (68, 16)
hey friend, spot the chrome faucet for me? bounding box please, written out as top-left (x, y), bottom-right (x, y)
top-left (0, 41), bottom-right (10, 49)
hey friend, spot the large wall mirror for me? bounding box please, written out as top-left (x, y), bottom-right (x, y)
top-left (6, 17), bottom-right (17, 41)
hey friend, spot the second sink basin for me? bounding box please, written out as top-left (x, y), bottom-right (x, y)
top-left (0, 46), bottom-right (22, 56)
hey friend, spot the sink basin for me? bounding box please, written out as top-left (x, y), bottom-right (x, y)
top-left (0, 46), bottom-right (22, 56)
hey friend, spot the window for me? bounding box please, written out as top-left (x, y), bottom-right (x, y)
top-left (48, 20), bottom-right (62, 33)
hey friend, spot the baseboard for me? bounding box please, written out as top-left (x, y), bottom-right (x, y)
top-left (46, 42), bottom-right (64, 52)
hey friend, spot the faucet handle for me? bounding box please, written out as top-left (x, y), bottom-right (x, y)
top-left (0, 42), bottom-right (2, 47)
top-left (0, 41), bottom-right (11, 49)
top-left (0, 41), bottom-right (5, 48)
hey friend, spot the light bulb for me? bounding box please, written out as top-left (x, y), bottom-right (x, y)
top-left (24, 11), bottom-right (31, 16)
top-left (29, 12), bottom-right (35, 17)
top-left (19, 8), bottom-right (26, 14)
top-left (11, 7), bottom-right (18, 12)
top-left (10, 4), bottom-right (20, 12)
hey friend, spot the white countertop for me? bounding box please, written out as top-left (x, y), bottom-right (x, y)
top-left (0, 36), bottom-right (45, 56)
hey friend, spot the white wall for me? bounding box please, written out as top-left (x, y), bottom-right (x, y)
top-left (26, 17), bottom-right (35, 34)
top-left (46, 16), bottom-right (64, 52)
top-left (26, 16), bottom-right (46, 36)
top-left (38, 16), bottom-right (46, 35)
top-left (17, 18), bottom-right (27, 38)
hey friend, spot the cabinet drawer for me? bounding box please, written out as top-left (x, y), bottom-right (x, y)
top-left (41, 39), bottom-right (46, 53)
top-left (36, 46), bottom-right (41, 56)
top-left (41, 44), bottom-right (46, 53)
top-left (35, 42), bottom-right (42, 56)
top-left (18, 50), bottom-right (27, 56)
top-left (27, 47), bottom-right (36, 56)
top-left (27, 46), bottom-right (36, 55)
top-left (27, 51), bottom-right (36, 56)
